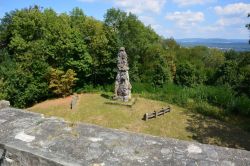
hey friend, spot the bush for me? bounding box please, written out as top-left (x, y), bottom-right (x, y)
top-left (132, 82), bottom-right (156, 94)
top-left (131, 83), bottom-right (250, 118)
top-left (213, 61), bottom-right (242, 88)
top-left (152, 63), bottom-right (172, 87)
top-left (0, 79), bottom-right (7, 100)
top-left (49, 68), bottom-right (78, 97)
top-left (76, 84), bottom-right (114, 93)
top-left (0, 59), bottom-right (50, 108)
top-left (174, 63), bottom-right (196, 87)
top-left (234, 96), bottom-right (250, 116)
top-left (191, 102), bottom-right (225, 120)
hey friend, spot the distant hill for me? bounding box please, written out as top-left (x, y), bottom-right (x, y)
top-left (176, 38), bottom-right (248, 43)
top-left (176, 38), bottom-right (250, 51)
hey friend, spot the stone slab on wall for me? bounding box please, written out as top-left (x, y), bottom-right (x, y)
top-left (0, 108), bottom-right (249, 166)
top-left (0, 100), bottom-right (10, 110)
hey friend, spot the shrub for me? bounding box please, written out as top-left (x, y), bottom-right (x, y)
top-left (174, 63), bottom-right (196, 87)
top-left (49, 68), bottom-right (78, 97)
top-left (0, 59), bottom-right (50, 108)
top-left (213, 61), bottom-right (242, 88)
top-left (132, 82), bottom-right (156, 94)
top-left (234, 96), bottom-right (250, 116)
top-left (192, 102), bottom-right (225, 119)
top-left (77, 84), bottom-right (114, 93)
top-left (0, 79), bottom-right (7, 100)
top-left (152, 63), bottom-right (172, 87)
top-left (132, 83), bottom-right (250, 118)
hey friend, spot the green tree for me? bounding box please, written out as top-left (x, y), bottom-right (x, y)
top-left (104, 8), bottom-right (160, 82)
top-left (238, 71), bottom-right (250, 97)
top-left (80, 16), bottom-right (115, 84)
top-left (0, 58), bottom-right (49, 108)
top-left (140, 44), bottom-right (172, 86)
top-left (236, 52), bottom-right (250, 97)
top-left (70, 7), bottom-right (86, 28)
top-left (213, 61), bottom-right (242, 88)
top-left (175, 63), bottom-right (197, 87)
top-left (152, 63), bottom-right (172, 87)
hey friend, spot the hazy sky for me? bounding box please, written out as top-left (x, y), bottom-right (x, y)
top-left (1, 0), bottom-right (249, 39)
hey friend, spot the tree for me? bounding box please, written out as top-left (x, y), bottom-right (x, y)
top-left (140, 44), bottom-right (172, 86)
top-left (163, 38), bottom-right (180, 50)
top-left (0, 57), bottom-right (50, 108)
top-left (49, 68), bottom-right (78, 97)
top-left (70, 7), bottom-right (86, 28)
top-left (152, 63), bottom-right (172, 87)
top-left (175, 63), bottom-right (199, 87)
top-left (80, 17), bottom-right (115, 84)
top-left (213, 61), bottom-right (242, 88)
top-left (238, 70), bottom-right (250, 97)
top-left (104, 8), bottom-right (161, 82)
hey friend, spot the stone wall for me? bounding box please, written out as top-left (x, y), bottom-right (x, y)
top-left (0, 108), bottom-right (249, 166)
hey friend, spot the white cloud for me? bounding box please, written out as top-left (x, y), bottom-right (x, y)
top-left (165, 10), bottom-right (204, 27)
top-left (138, 16), bottom-right (174, 37)
top-left (173, 0), bottom-right (215, 6)
top-left (139, 15), bottom-right (155, 25)
top-left (200, 25), bottom-right (221, 32)
top-left (114, 0), bottom-right (166, 14)
top-left (214, 3), bottom-right (249, 29)
top-left (139, 16), bottom-right (165, 34)
top-left (216, 17), bottom-right (246, 27)
top-left (214, 3), bottom-right (250, 16)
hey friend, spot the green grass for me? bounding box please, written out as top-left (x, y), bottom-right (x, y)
top-left (28, 93), bottom-right (250, 150)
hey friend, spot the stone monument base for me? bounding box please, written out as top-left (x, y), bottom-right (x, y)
top-left (112, 95), bottom-right (131, 102)
top-left (105, 98), bottom-right (137, 107)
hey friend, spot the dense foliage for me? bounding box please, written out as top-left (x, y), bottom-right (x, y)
top-left (0, 6), bottom-right (249, 119)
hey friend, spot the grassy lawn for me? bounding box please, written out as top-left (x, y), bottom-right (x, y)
top-left (28, 93), bottom-right (250, 150)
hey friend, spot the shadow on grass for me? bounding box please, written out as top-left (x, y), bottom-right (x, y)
top-left (185, 112), bottom-right (250, 151)
top-left (100, 93), bottom-right (113, 100)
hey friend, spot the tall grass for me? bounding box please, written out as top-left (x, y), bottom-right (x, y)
top-left (132, 83), bottom-right (250, 118)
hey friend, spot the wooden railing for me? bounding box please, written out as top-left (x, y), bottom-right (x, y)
top-left (143, 106), bottom-right (171, 121)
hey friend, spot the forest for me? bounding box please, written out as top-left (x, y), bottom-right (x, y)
top-left (0, 6), bottom-right (249, 123)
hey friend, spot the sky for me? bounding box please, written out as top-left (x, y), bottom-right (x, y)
top-left (0, 0), bottom-right (249, 39)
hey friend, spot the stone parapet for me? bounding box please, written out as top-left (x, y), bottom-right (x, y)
top-left (0, 108), bottom-right (249, 165)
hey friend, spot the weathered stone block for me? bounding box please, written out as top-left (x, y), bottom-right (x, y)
top-left (70, 95), bottom-right (79, 109)
top-left (0, 100), bottom-right (10, 110)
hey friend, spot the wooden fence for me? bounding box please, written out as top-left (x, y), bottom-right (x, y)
top-left (143, 106), bottom-right (171, 121)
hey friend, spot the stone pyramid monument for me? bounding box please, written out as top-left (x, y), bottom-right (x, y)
top-left (113, 47), bottom-right (132, 102)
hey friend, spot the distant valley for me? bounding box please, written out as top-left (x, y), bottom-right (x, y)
top-left (176, 38), bottom-right (250, 52)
